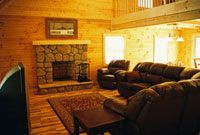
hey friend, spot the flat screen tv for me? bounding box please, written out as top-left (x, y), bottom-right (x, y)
top-left (0, 62), bottom-right (30, 135)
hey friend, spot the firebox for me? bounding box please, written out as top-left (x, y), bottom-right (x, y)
top-left (52, 61), bottom-right (75, 81)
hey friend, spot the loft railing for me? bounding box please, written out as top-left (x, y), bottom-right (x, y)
top-left (114, 0), bottom-right (182, 17)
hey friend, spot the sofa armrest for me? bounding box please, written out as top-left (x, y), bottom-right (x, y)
top-left (98, 68), bottom-right (110, 75)
top-left (115, 70), bottom-right (126, 83)
top-left (104, 98), bottom-right (127, 116)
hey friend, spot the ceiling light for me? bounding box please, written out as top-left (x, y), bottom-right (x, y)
top-left (176, 36), bottom-right (184, 42)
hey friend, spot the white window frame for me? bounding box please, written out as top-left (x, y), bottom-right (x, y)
top-left (103, 34), bottom-right (126, 66)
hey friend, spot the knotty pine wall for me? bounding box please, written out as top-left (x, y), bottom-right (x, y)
top-left (0, 0), bottom-right (193, 95)
top-left (111, 26), bottom-right (179, 70)
top-left (0, 16), bottom-right (111, 95)
top-left (177, 28), bottom-right (200, 68)
top-left (0, 0), bottom-right (113, 20)
top-left (0, 0), bottom-right (113, 95)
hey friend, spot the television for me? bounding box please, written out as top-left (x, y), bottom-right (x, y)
top-left (0, 62), bottom-right (30, 135)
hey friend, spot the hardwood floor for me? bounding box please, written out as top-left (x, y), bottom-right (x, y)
top-left (29, 87), bottom-right (127, 135)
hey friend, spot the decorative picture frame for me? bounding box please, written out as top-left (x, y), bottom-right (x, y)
top-left (46, 18), bottom-right (78, 38)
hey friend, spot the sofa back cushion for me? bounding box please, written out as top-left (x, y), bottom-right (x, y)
top-left (180, 68), bottom-right (200, 79)
top-left (162, 66), bottom-right (184, 80)
top-left (148, 63), bottom-right (168, 75)
top-left (134, 62), bottom-right (153, 72)
top-left (108, 60), bottom-right (130, 70)
top-left (192, 72), bottom-right (200, 79)
top-left (134, 62), bottom-right (184, 84)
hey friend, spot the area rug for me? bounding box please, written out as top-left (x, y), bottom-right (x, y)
top-left (47, 93), bottom-right (107, 135)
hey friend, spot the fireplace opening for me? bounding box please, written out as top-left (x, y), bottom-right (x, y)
top-left (52, 61), bottom-right (74, 81)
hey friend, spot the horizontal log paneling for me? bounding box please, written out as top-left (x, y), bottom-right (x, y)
top-left (0, 0), bottom-right (113, 20)
top-left (0, 16), bottom-right (111, 95)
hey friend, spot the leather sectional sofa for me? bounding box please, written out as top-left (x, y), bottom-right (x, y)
top-left (116, 62), bottom-right (200, 98)
top-left (104, 79), bottom-right (200, 135)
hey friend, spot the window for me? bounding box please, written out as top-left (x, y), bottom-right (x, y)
top-left (154, 37), bottom-right (168, 63)
top-left (138, 0), bottom-right (153, 8)
top-left (103, 35), bottom-right (125, 65)
top-left (195, 37), bottom-right (200, 58)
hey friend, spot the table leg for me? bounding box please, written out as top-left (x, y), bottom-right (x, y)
top-left (74, 118), bottom-right (79, 135)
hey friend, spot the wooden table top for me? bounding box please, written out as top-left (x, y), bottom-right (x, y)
top-left (73, 107), bottom-right (125, 129)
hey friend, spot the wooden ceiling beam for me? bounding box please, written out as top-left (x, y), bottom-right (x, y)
top-left (111, 0), bottom-right (200, 31)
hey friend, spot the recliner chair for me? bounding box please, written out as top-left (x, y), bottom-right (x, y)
top-left (97, 60), bottom-right (130, 89)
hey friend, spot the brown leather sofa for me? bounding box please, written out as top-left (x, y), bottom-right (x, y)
top-left (97, 60), bottom-right (130, 89)
top-left (104, 79), bottom-right (200, 135)
top-left (116, 62), bottom-right (200, 97)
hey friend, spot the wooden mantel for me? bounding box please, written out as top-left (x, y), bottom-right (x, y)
top-left (32, 40), bottom-right (91, 45)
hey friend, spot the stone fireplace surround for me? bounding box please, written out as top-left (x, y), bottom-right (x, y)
top-left (33, 40), bottom-right (92, 94)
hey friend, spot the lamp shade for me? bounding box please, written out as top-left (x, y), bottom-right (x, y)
top-left (176, 36), bottom-right (184, 42)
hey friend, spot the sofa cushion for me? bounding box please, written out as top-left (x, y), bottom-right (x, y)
top-left (130, 83), bottom-right (152, 93)
top-left (149, 63), bottom-right (167, 75)
top-left (125, 71), bottom-right (141, 83)
top-left (191, 72), bottom-right (200, 79)
top-left (101, 74), bottom-right (115, 81)
top-left (160, 77), bottom-right (176, 83)
top-left (163, 66), bottom-right (184, 80)
top-left (180, 68), bottom-right (200, 79)
top-left (134, 62), bottom-right (153, 72)
top-left (108, 60), bottom-right (126, 69)
top-left (132, 62), bottom-right (141, 71)
top-left (145, 74), bottom-right (162, 84)
top-left (151, 81), bottom-right (184, 97)
top-left (109, 67), bottom-right (121, 74)
top-left (178, 79), bottom-right (200, 134)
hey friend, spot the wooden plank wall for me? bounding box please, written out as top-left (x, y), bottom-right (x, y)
top-left (0, 0), bottom-right (113, 95)
top-left (177, 28), bottom-right (200, 68)
top-left (111, 26), bottom-right (179, 70)
top-left (0, 16), bottom-right (111, 95)
top-left (0, 0), bottom-right (113, 20)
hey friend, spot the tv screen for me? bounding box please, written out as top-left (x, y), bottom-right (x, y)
top-left (0, 62), bottom-right (29, 135)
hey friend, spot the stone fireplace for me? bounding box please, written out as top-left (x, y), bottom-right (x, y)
top-left (34, 40), bottom-right (92, 94)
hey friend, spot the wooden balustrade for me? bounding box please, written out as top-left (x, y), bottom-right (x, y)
top-left (114, 0), bottom-right (181, 18)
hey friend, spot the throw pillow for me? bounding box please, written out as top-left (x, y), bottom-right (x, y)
top-left (125, 71), bottom-right (141, 83)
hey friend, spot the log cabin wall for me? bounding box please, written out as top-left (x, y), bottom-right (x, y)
top-left (177, 28), bottom-right (200, 68)
top-left (111, 26), bottom-right (179, 70)
top-left (0, 0), bottom-right (112, 95)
